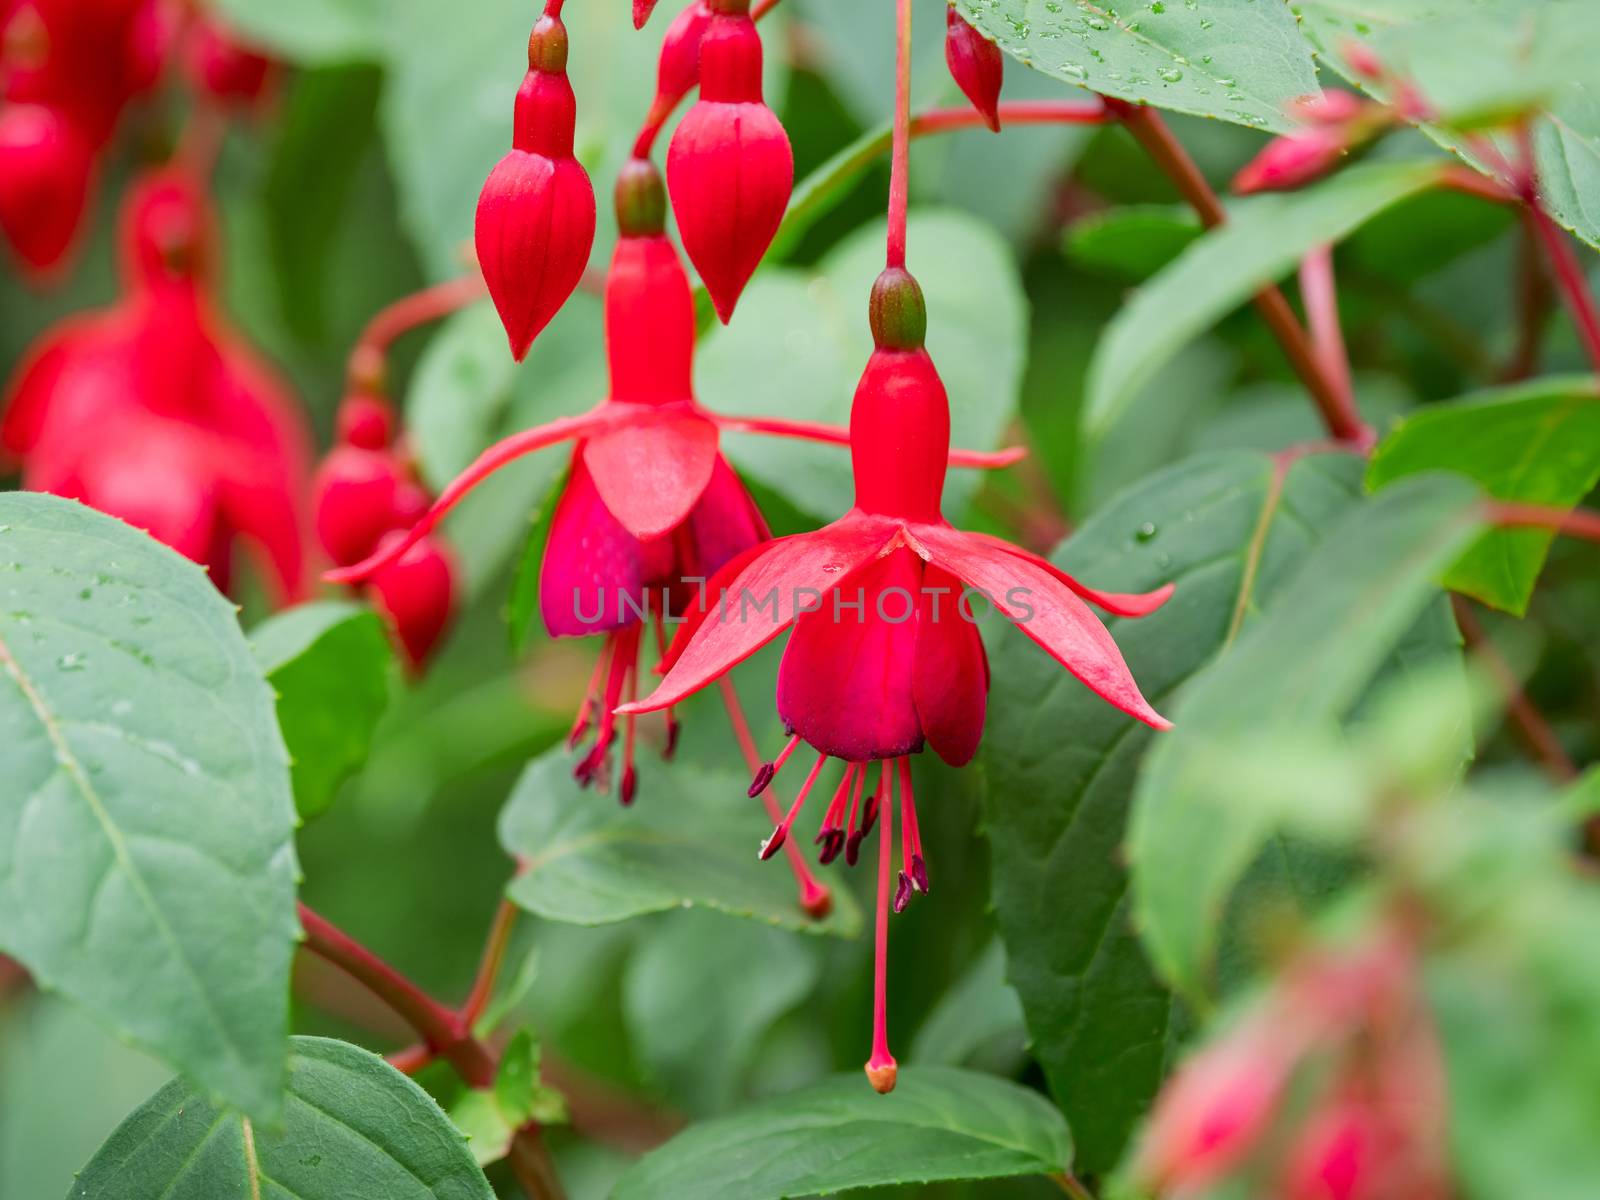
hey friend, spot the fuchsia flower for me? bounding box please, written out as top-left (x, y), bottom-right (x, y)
top-left (621, 267), bottom-right (1171, 1092)
top-left (944, 10), bottom-right (1004, 133)
top-left (633, 0), bottom-right (662, 29)
top-left (182, 16), bottom-right (275, 106)
top-left (666, 0), bottom-right (791, 323)
top-left (476, 2), bottom-right (596, 361)
top-left (0, 103), bottom-right (91, 271)
top-left (330, 160), bottom-right (1020, 802)
top-left (1233, 125), bottom-right (1349, 195)
top-left (1, 167), bottom-right (312, 601)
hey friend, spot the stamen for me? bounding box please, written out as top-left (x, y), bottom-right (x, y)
top-left (761, 753), bottom-right (828, 861)
top-left (844, 765), bottom-right (868, 866)
top-left (575, 624), bottom-right (640, 790)
top-left (653, 617), bottom-right (681, 760)
top-left (898, 757), bottom-right (928, 894)
top-left (567, 637), bottom-right (614, 750)
top-left (865, 757), bottom-right (898, 1094)
top-left (749, 732), bottom-right (802, 798)
top-left (814, 764), bottom-right (858, 864)
top-left (620, 655), bottom-right (639, 807)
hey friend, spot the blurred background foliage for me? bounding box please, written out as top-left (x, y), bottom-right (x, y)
top-left (2, 1), bottom-right (1598, 1197)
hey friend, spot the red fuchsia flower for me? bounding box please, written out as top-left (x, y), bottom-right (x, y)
top-left (0, 102), bottom-right (92, 271)
top-left (0, 0), bottom-right (170, 273)
top-left (476, 1), bottom-right (596, 362)
top-left (666, 0), bottom-right (791, 323)
top-left (620, 268), bottom-right (1172, 1092)
top-left (1233, 125), bottom-right (1349, 195)
top-left (182, 16), bottom-right (275, 106)
top-left (944, 9), bottom-right (1004, 133)
top-left (1, 167), bottom-right (312, 602)
top-left (633, 0), bottom-right (662, 29)
top-left (328, 162), bottom-right (1020, 803)
top-left (633, 0), bottom-right (713, 152)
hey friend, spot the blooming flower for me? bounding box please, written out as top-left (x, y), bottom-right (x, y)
top-left (1, 166), bottom-right (312, 602)
top-left (620, 267), bottom-right (1171, 1091)
top-left (330, 162), bottom-right (1020, 803)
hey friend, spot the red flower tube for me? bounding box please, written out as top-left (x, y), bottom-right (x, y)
top-left (666, 0), bottom-right (792, 322)
top-left (620, 268), bottom-right (1172, 1092)
top-left (475, 4), bottom-right (596, 361)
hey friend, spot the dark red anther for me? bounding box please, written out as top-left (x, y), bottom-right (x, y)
top-left (893, 871), bottom-right (912, 914)
top-left (748, 761), bottom-right (777, 797)
top-left (845, 830), bottom-right (864, 867)
top-left (910, 853), bottom-right (929, 893)
top-left (759, 823), bottom-right (788, 861)
top-left (945, 9), bottom-right (1004, 133)
top-left (817, 828), bottom-right (845, 866)
top-left (620, 764), bottom-right (638, 806)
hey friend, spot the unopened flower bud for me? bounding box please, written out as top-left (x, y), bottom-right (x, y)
top-left (1232, 127), bottom-right (1347, 194)
top-left (367, 531), bottom-right (457, 671)
top-left (312, 445), bottom-right (410, 567)
top-left (0, 104), bottom-right (92, 273)
top-left (1290, 90), bottom-right (1364, 125)
top-left (945, 10), bottom-right (1004, 133)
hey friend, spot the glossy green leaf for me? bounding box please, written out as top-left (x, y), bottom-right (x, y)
top-left (211, 0), bottom-right (385, 63)
top-left (909, 939), bottom-right (1026, 1070)
top-left (981, 449), bottom-right (1376, 1171)
top-left (611, 1067), bottom-right (1072, 1200)
top-left (70, 1037), bottom-right (494, 1200)
top-left (1368, 376), bottom-right (1600, 615)
top-left (1130, 473), bottom-right (1485, 1001)
top-left (623, 910), bottom-right (819, 1115)
top-left (952, 0), bottom-right (1319, 132)
top-left (499, 748), bottom-right (861, 937)
top-left (704, 210), bottom-right (1026, 520)
top-left (1086, 161), bottom-right (1446, 436)
top-left (1064, 206), bottom-right (1201, 282)
top-left (1295, 0), bottom-right (1600, 249)
top-left (0, 495), bottom-right (296, 1121)
top-left (251, 601), bottom-right (394, 820)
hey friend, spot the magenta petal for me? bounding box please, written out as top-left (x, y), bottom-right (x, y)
top-left (583, 412), bottom-right (719, 540)
top-left (777, 547), bottom-right (925, 762)
top-left (913, 563), bottom-right (989, 767)
top-left (540, 454), bottom-right (649, 638)
top-left (960, 530), bottom-right (1175, 618)
top-left (919, 526), bottom-right (1171, 731)
top-left (623, 514), bottom-right (900, 714)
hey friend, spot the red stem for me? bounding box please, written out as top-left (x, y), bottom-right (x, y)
top-left (1489, 501), bottom-right (1600, 543)
top-left (886, 0), bottom-right (913, 269)
top-left (1523, 202), bottom-right (1600, 374)
top-left (1299, 244), bottom-right (1355, 415)
top-left (349, 275), bottom-right (488, 392)
top-left (461, 897), bottom-right (520, 1028)
top-left (1109, 100), bottom-right (1372, 447)
top-left (912, 98), bottom-right (1110, 134)
top-left (1451, 597), bottom-right (1577, 784)
top-left (718, 677), bottom-right (833, 918)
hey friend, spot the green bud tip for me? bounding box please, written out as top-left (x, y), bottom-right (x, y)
top-left (615, 158), bottom-right (667, 237)
top-left (869, 268), bottom-right (927, 351)
top-left (527, 15), bottom-right (569, 73)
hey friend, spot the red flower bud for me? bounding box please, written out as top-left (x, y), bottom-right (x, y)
top-left (0, 103), bottom-right (93, 273)
top-left (312, 445), bottom-right (410, 568)
top-left (367, 531), bottom-right (456, 671)
top-left (633, 0), bottom-right (662, 29)
top-left (1290, 89), bottom-right (1364, 126)
top-left (184, 18), bottom-right (275, 105)
top-left (945, 9), bottom-right (1004, 133)
top-left (1341, 40), bottom-right (1385, 81)
top-left (336, 393), bottom-right (395, 451)
top-left (1232, 127), bottom-right (1347, 195)
top-left (666, 6), bottom-right (792, 322)
top-left (475, 13), bottom-right (596, 361)
top-left (1280, 1102), bottom-right (1383, 1200)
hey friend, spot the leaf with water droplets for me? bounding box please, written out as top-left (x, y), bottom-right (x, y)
top-left (69, 1037), bottom-right (495, 1199)
top-left (953, 0), bottom-right (1318, 131)
top-left (0, 494), bottom-right (298, 1121)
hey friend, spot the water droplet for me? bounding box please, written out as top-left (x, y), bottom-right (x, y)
top-left (1135, 522), bottom-right (1158, 543)
top-left (1159, 67), bottom-right (1183, 82)
top-left (1086, 15), bottom-right (1110, 30)
top-left (78, 588), bottom-right (91, 601)
top-left (1199, 17), bottom-right (1214, 28)
top-left (1063, 62), bottom-right (1087, 78)
top-left (57, 652), bottom-right (86, 672)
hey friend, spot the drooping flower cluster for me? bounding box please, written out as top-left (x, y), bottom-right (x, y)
top-left (313, 389), bottom-right (457, 672)
top-left (623, 267), bottom-right (1172, 1091)
top-left (1135, 921), bottom-right (1450, 1200)
top-left (476, 0), bottom-right (595, 361)
top-left (0, 0), bottom-right (170, 272)
top-left (2, 167), bottom-right (312, 600)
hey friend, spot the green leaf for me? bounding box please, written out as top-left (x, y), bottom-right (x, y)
top-left (451, 1031), bottom-right (566, 1168)
top-left (0, 495), bottom-right (296, 1121)
top-left (1295, 0), bottom-right (1600, 249)
top-left (981, 449), bottom-right (1376, 1172)
top-left (704, 210), bottom-right (1026, 520)
top-left (952, 0), bottom-right (1319, 133)
top-left (499, 748), bottom-right (862, 937)
top-left (909, 939), bottom-right (1026, 1070)
top-left (1086, 161), bottom-right (1446, 437)
top-left (507, 464), bottom-right (569, 654)
top-left (211, 0), bottom-right (385, 63)
top-left (1368, 376), bottom-right (1600, 615)
top-left (1064, 205), bottom-right (1201, 282)
top-left (1129, 473), bottom-right (1486, 1001)
top-left (251, 601), bottom-right (394, 820)
top-left (611, 1067), bottom-right (1072, 1200)
top-left (623, 910), bottom-right (819, 1115)
top-left (70, 1037), bottom-right (494, 1199)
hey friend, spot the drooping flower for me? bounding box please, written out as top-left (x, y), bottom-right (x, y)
top-left (0, 102), bottom-right (92, 271)
top-left (634, 0), bottom-right (713, 148)
top-left (182, 15), bottom-right (275, 106)
top-left (329, 161), bottom-right (1021, 803)
top-left (1, 166), bottom-right (312, 601)
top-left (476, 2), bottom-right (596, 361)
top-left (944, 9), bottom-right (1004, 133)
top-left (666, 0), bottom-right (791, 322)
top-left (621, 267), bottom-right (1172, 1092)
